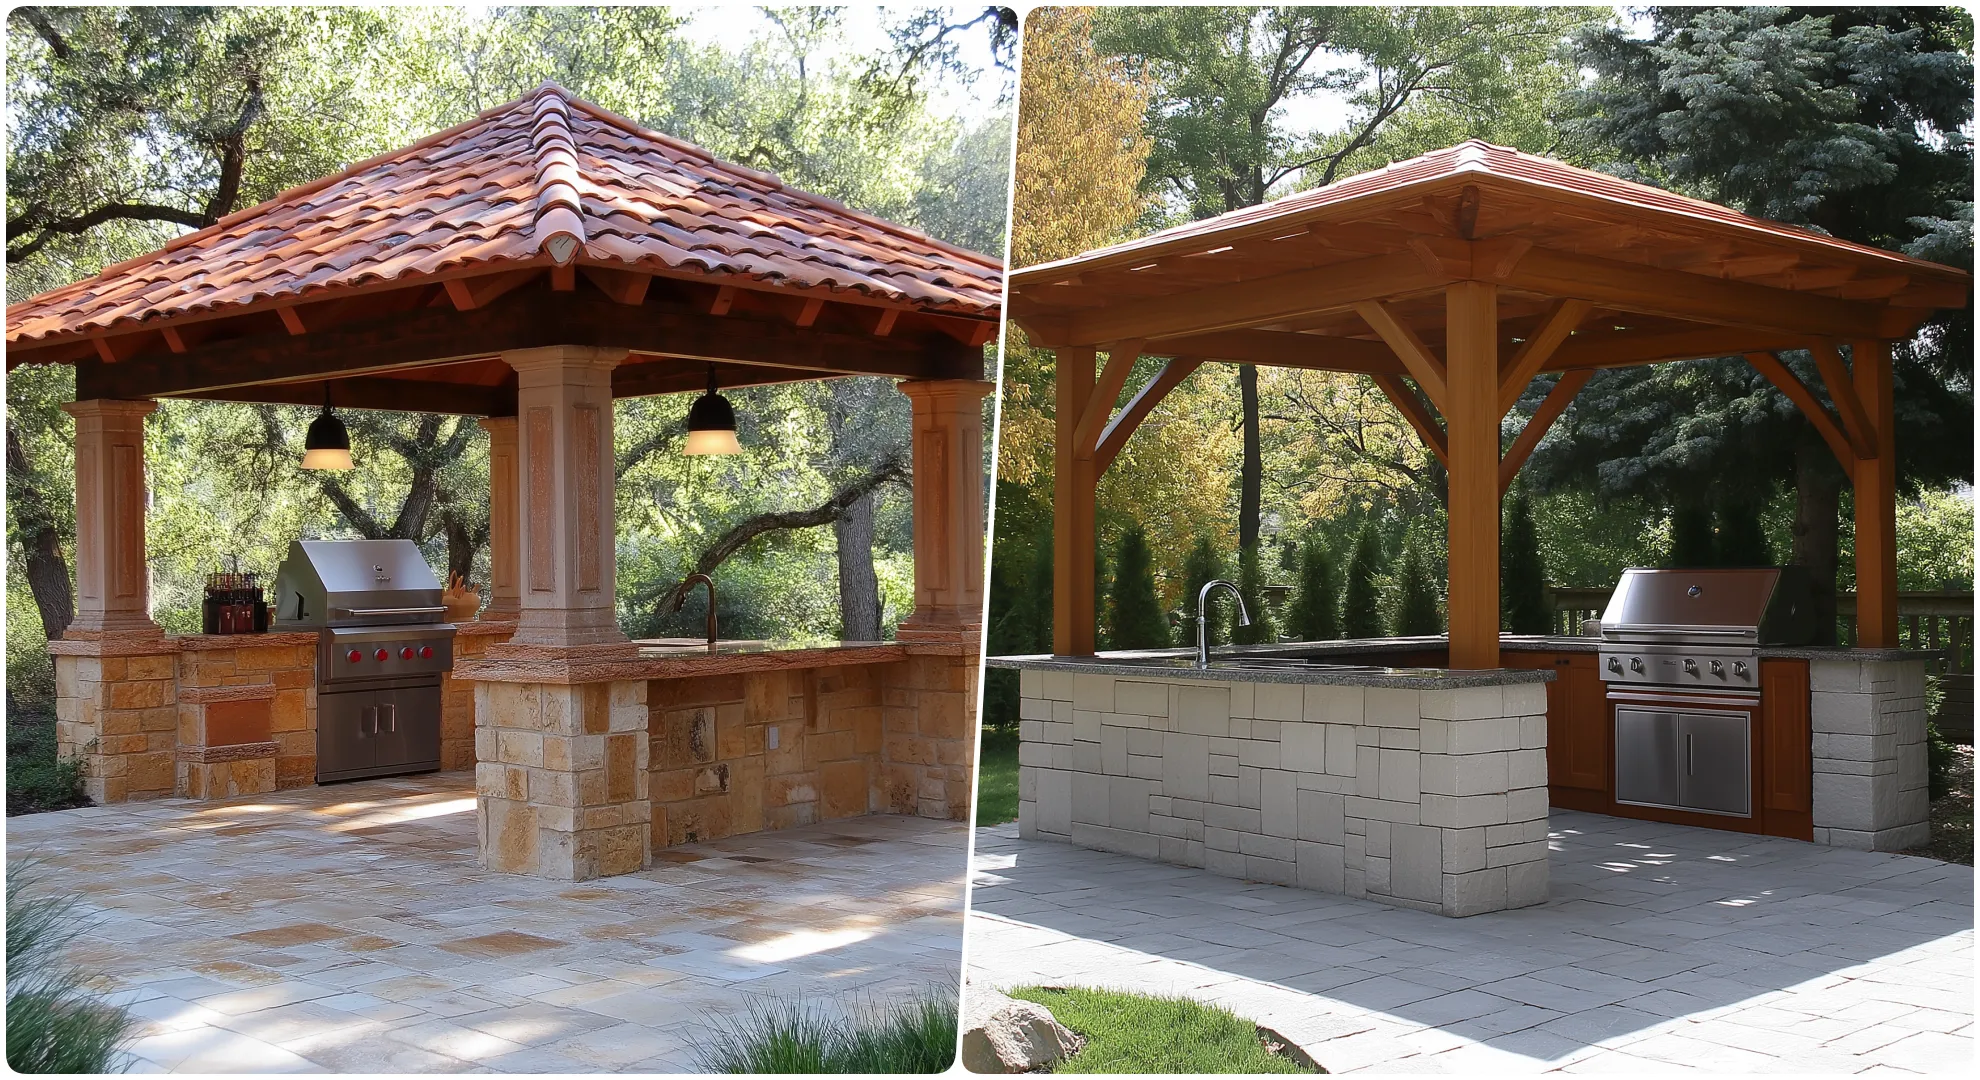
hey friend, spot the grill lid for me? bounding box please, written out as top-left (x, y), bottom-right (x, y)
top-left (1599, 567), bottom-right (1820, 646)
top-left (272, 539), bottom-right (446, 628)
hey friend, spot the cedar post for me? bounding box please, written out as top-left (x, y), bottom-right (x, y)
top-left (1444, 282), bottom-right (1501, 668)
top-left (1053, 346), bottom-right (1098, 655)
top-left (475, 416), bottom-right (522, 620)
top-left (1851, 339), bottom-right (1898, 647)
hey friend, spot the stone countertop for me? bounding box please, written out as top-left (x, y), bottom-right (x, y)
top-left (456, 639), bottom-right (915, 685)
top-left (994, 634), bottom-right (1937, 666)
top-left (986, 650), bottom-right (1553, 689)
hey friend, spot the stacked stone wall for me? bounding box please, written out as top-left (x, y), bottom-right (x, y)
top-left (1810, 657), bottom-right (1931, 850)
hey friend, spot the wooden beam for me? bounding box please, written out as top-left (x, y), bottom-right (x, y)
top-left (1745, 351), bottom-right (1858, 469)
top-left (1444, 281), bottom-right (1500, 669)
top-left (442, 269), bottom-right (538, 311)
top-left (1096, 356), bottom-right (1200, 473)
top-left (1073, 340), bottom-right (1142, 459)
top-left (1371, 373), bottom-right (1448, 468)
top-left (1549, 325), bottom-right (1809, 372)
top-left (873, 308), bottom-right (900, 337)
top-left (1852, 339), bottom-right (1898, 648)
top-left (1810, 340), bottom-right (1876, 460)
top-left (1054, 345), bottom-right (1098, 656)
top-left (161, 327), bottom-right (188, 354)
top-left (277, 306), bottom-right (308, 336)
top-left (1499, 369), bottom-right (1593, 494)
top-left (1353, 300), bottom-right (1448, 408)
top-left (1497, 298), bottom-right (1591, 415)
top-left (709, 285), bottom-right (736, 316)
top-left (549, 263), bottom-right (576, 291)
top-left (578, 266), bottom-right (651, 306)
top-left (189, 376), bottom-right (517, 417)
top-left (1150, 329), bottom-right (1404, 375)
top-left (78, 287), bottom-right (982, 400)
top-left (1052, 250), bottom-right (1443, 346)
top-left (795, 297), bottom-right (825, 327)
top-left (614, 360), bottom-right (827, 399)
top-left (1504, 246), bottom-right (1888, 339)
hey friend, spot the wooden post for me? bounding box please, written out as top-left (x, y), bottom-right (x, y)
top-left (1445, 282), bottom-right (1501, 668)
top-left (62, 399), bottom-right (161, 637)
top-left (896, 378), bottom-right (995, 633)
top-left (476, 416), bottom-right (521, 620)
top-left (1851, 339), bottom-right (1898, 648)
top-left (1053, 346), bottom-right (1097, 655)
top-left (501, 346), bottom-right (627, 647)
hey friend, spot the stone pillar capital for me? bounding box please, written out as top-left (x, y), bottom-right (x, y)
top-left (62, 398), bottom-right (158, 422)
top-left (895, 378), bottom-right (995, 406)
top-left (500, 346), bottom-right (628, 380)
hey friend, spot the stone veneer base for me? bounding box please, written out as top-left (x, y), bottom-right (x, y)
top-left (1809, 657), bottom-right (1931, 851)
top-left (1017, 668), bottom-right (1552, 917)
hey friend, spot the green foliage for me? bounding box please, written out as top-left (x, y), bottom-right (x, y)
top-left (5, 714), bottom-right (88, 817)
top-left (1341, 524), bottom-right (1385, 639)
top-left (1394, 534), bottom-right (1442, 636)
top-left (1501, 490), bottom-right (1550, 634)
top-left (1668, 503), bottom-right (1715, 567)
top-left (6, 865), bottom-right (137, 1073)
top-left (1108, 526), bottom-right (1170, 650)
top-left (1927, 717), bottom-right (1957, 803)
top-left (1009, 986), bottom-right (1313, 1074)
top-left (692, 989), bottom-right (956, 1074)
top-left (1230, 543), bottom-right (1276, 645)
top-left (974, 726), bottom-right (1019, 827)
top-left (1175, 537), bottom-right (1229, 647)
top-left (1286, 536), bottom-right (1340, 642)
top-left (1897, 489), bottom-right (1976, 590)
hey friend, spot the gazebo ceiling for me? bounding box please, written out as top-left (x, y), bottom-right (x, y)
top-left (5, 84), bottom-right (1003, 414)
top-left (1009, 140), bottom-right (1968, 362)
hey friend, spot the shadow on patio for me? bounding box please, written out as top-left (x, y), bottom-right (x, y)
top-left (6, 774), bottom-right (966, 1073)
top-left (967, 811), bottom-right (1972, 1073)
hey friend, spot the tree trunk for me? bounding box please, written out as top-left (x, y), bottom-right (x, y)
top-left (6, 422), bottom-right (74, 641)
top-left (441, 508), bottom-right (486, 588)
top-left (1792, 440), bottom-right (1845, 644)
top-left (835, 489), bottom-right (882, 641)
top-left (1239, 363), bottom-right (1262, 551)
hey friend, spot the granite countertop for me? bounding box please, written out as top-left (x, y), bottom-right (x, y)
top-left (985, 648), bottom-right (1553, 689)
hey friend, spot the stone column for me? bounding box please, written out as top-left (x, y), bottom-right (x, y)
top-left (475, 415), bottom-right (522, 620)
top-left (477, 678), bottom-right (649, 879)
top-left (1811, 656), bottom-right (1930, 850)
top-left (501, 347), bottom-right (626, 648)
top-left (63, 399), bottom-right (161, 637)
top-left (895, 378), bottom-right (995, 634)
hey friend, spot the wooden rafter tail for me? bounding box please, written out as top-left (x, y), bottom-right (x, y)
top-left (1071, 339), bottom-right (1144, 460)
top-left (1499, 369), bottom-right (1593, 494)
top-left (1745, 351), bottom-right (1860, 469)
top-left (578, 266), bottom-right (652, 306)
top-left (1370, 372), bottom-right (1449, 468)
top-left (444, 268), bottom-right (538, 312)
top-left (1095, 356), bottom-right (1203, 473)
top-left (1354, 300), bottom-right (1448, 408)
top-left (1496, 298), bottom-right (1591, 416)
top-left (278, 306), bottom-right (308, 336)
top-left (1809, 340), bottom-right (1877, 458)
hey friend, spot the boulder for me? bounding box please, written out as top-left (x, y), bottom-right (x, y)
top-left (960, 984), bottom-right (1079, 1073)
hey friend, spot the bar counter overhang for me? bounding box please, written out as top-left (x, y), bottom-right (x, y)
top-left (997, 140), bottom-right (1965, 915)
top-left (7, 84), bottom-right (1000, 881)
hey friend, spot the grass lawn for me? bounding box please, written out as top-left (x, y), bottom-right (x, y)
top-left (1009, 986), bottom-right (1317, 1074)
top-left (976, 725), bottom-right (1018, 826)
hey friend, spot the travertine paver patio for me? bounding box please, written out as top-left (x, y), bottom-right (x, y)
top-left (968, 811), bottom-right (1972, 1074)
top-left (6, 774), bottom-right (966, 1073)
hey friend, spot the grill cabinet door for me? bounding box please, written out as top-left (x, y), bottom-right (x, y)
top-left (1613, 707), bottom-right (1681, 810)
top-left (317, 689), bottom-right (381, 782)
top-left (1677, 710), bottom-right (1751, 817)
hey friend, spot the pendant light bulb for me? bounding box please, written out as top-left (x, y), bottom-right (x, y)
top-left (684, 365), bottom-right (742, 455)
top-left (302, 385), bottom-right (353, 470)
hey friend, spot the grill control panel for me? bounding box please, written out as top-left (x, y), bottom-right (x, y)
top-left (1600, 648), bottom-right (1758, 688)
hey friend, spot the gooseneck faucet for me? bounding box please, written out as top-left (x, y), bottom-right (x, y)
top-left (674, 573), bottom-right (718, 648)
top-left (1196, 579), bottom-right (1251, 668)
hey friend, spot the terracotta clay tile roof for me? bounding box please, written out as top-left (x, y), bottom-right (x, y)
top-left (1013, 139), bottom-right (1969, 285)
top-left (8, 84), bottom-right (1004, 346)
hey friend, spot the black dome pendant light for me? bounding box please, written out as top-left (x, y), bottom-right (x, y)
top-left (302, 384), bottom-right (353, 470)
top-left (683, 364), bottom-right (741, 455)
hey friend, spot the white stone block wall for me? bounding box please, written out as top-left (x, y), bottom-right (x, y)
top-left (1016, 668), bottom-right (1550, 917)
top-left (1810, 657), bottom-right (1930, 851)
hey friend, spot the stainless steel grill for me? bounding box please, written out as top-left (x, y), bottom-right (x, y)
top-left (273, 540), bottom-right (455, 782)
top-left (1596, 567), bottom-right (1819, 819)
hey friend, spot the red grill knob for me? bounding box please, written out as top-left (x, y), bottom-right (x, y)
top-left (419, 646), bottom-right (433, 659)
top-left (374, 648), bottom-right (390, 662)
top-left (346, 649), bottom-right (362, 663)
top-left (400, 646), bottom-right (415, 660)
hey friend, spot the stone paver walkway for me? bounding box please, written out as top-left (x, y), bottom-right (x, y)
top-left (968, 811), bottom-right (1972, 1074)
top-left (7, 774), bottom-right (966, 1072)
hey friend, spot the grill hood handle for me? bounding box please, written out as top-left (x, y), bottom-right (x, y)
top-left (336, 605), bottom-right (448, 617)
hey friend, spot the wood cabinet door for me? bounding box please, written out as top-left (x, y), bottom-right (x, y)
top-left (1759, 659), bottom-right (1813, 840)
top-left (1503, 652), bottom-right (1608, 793)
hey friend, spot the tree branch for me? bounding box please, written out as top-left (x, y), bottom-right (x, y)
top-left (7, 202), bottom-right (211, 263)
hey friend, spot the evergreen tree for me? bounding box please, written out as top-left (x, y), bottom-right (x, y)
top-left (1713, 497), bottom-right (1772, 567)
top-left (1286, 536), bottom-right (1340, 642)
top-left (1501, 490), bottom-right (1551, 634)
top-left (1231, 542), bottom-right (1277, 645)
top-left (1395, 534), bottom-right (1443, 635)
top-left (1093, 540), bottom-right (1113, 650)
top-left (1342, 524), bottom-right (1386, 639)
top-left (1107, 526), bottom-right (1170, 649)
top-left (1668, 502), bottom-right (1714, 567)
top-left (1176, 536), bottom-right (1227, 647)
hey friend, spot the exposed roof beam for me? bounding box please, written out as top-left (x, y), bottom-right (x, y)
top-left (1354, 300), bottom-right (1448, 408)
top-left (1497, 298), bottom-right (1591, 415)
top-left (1096, 357), bottom-right (1202, 473)
top-left (1371, 373), bottom-right (1448, 468)
top-left (1504, 246), bottom-right (1891, 339)
top-left (189, 375), bottom-right (516, 417)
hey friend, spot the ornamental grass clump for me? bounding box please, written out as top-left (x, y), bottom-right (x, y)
top-left (6, 864), bottom-right (137, 1074)
top-left (693, 986), bottom-right (956, 1073)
